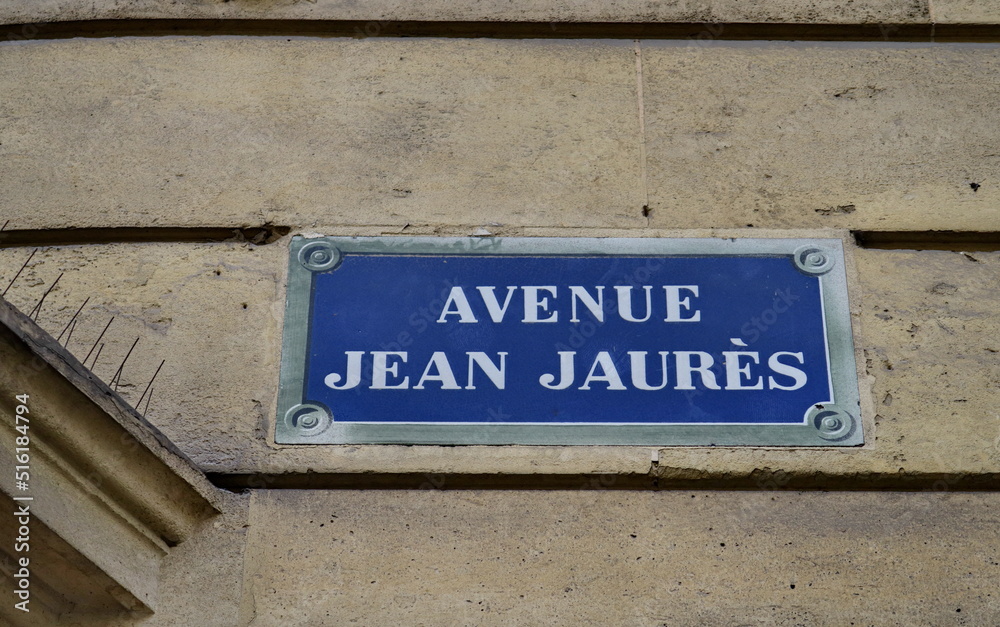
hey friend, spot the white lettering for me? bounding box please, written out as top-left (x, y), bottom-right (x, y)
top-left (768, 352), bottom-right (808, 390)
top-left (674, 351), bottom-right (720, 390)
top-left (413, 351), bottom-right (462, 389)
top-left (437, 287), bottom-right (478, 323)
top-left (628, 351), bottom-right (670, 390)
top-left (579, 351), bottom-right (627, 390)
top-left (722, 350), bottom-right (764, 390)
top-left (372, 351), bottom-right (409, 389)
top-left (323, 351), bottom-right (365, 390)
top-left (664, 286), bottom-right (701, 322)
top-left (616, 285), bottom-right (653, 322)
top-left (569, 286), bottom-right (604, 323)
top-left (476, 286), bottom-right (518, 322)
top-left (522, 286), bottom-right (558, 323)
top-left (465, 352), bottom-right (508, 390)
top-left (540, 351), bottom-right (576, 389)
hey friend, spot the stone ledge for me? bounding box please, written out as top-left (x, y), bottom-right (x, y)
top-left (0, 1), bottom-right (932, 28)
top-left (241, 489), bottom-right (1000, 625)
top-left (0, 297), bottom-right (220, 618)
top-left (209, 469), bottom-right (1000, 491)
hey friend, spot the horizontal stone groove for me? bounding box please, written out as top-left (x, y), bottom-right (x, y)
top-left (208, 472), bottom-right (1000, 492)
top-left (853, 230), bottom-right (1000, 251)
top-left (0, 225), bottom-right (290, 248)
top-left (4, 19), bottom-right (1000, 42)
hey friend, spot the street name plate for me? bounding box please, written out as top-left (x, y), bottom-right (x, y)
top-left (276, 237), bottom-right (862, 446)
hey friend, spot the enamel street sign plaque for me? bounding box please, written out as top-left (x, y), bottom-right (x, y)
top-left (276, 237), bottom-right (862, 446)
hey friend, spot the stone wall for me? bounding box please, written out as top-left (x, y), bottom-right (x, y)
top-left (1, 3), bottom-right (998, 625)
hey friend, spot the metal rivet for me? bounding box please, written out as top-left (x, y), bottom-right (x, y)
top-left (793, 245), bottom-right (835, 276)
top-left (298, 241), bottom-right (341, 272)
top-left (810, 406), bottom-right (856, 442)
top-left (284, 403), bottom-right (332, 437)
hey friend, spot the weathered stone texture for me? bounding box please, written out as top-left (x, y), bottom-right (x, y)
top-left (242, 489), bottom-right (1000, 626)
top-left (855, 248), bottom-right (1000, 466)
top-left (3, 38), bottom-right (1000, 234)
top-left (0, 38), bottom-right (642, 232)
top-left (642, 42), bottom-right (1000, 230)
top-left (143, 492), bottom-right (250, 627)
top-left (932, 0), bottom-right (1000, 23)
top-left (0, 242), bottom-right (286, 464)
top-left (0, 0), bottom-right (932, 27)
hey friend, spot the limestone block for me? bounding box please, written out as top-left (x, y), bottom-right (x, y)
top-left (0, 38), bottom-right (643, 232)
top-left (0, 0), bottom-right (932, 27)
top-left (242, 489), bottom-right (1000, 625)
top-left (0, 242), bottom-right (287, 465)
top-left (853, 247), bottom-right (1000, 470)
top-left (642, 42), bottom-right (1000, 230)
top-left (932, 0), bottom-right (1000, 23)
top-left (144, 493), bottom-right (251, 627)
top-left (5, 38), bottom-right (1000, 234)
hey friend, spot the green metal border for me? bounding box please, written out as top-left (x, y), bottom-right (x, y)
top-left (276, 236), bottom-right (862, 446)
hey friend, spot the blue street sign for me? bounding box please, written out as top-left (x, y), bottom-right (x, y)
top-left (277, 237), bottom-right (861, 446)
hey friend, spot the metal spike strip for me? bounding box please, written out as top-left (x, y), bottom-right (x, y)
top-left (63, 316), bottom-right (79, 348)
top-left (2, 248), bottom-right (37, 297)
top-left (142, 387), bottom-right (154, 418)
top-left (108, 337), bottom-right (140, 391)
top-left (57, 297), bottom-right (90, 344)
top-left (136, 359), bottom-right (165, 408)
top-left (83, 317), bottom-right (114, 366)
top-left (89, 342), bottom-right (105, 371)
top-left (28, 272), bottom-right (63, 320)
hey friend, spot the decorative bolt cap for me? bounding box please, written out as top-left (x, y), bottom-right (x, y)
top-left (283, 403), bottom-right (332, 437)
top-left (793, 245), bottom-right (835, 276)
top-left (298, 241), bottom-right (341, 272)
top-left (808, 405), bottom-right (857, 442)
